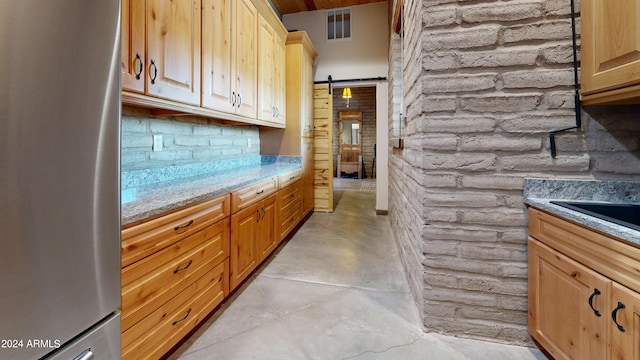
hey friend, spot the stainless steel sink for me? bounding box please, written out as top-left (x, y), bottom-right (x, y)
top-left (550, 201), bottom-right (640, 232)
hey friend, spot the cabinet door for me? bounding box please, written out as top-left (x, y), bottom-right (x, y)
top-left (201, 0), bottom-right (236, 113)
top-left (146, 0), bottom-right (201, 105)
top-left (581, 0), bottom-right (640, 95)
top-left (257, 15), bottom-right (276, 122)
top-left (274, 38), bottom-right (287, 125)
top-left (230, 202), bottom-right (259, 290)
top-left (234, 0), bottom-right (258, 118)
top-left (610, 283), bottom-right (640, 359)
top-left (528, 238), bottom-right (610, 360)
top-left (300, 49), bottom-right (314, 136)
top-left (257, 194), bottom-right (277, 262)
top-left (121, 0), bottom-right (145, 93)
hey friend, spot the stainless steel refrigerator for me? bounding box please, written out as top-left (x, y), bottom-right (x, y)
top-left (0, 1), bottom-right (121, 359)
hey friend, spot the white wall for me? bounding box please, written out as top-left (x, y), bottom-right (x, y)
top-left (375, 82), bottom-right (388, 212)
top-left (282, 2), bottom-right (389, 82)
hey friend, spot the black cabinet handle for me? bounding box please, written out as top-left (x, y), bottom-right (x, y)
top-left (232, 91), bottom-right (236, 106)
top-left (256, 189), bottom-right (264, 195)
top-left (612, 301), bottom-right (626, 332)
top-left (173, 260), bottom-right (193, 274)
top-left (174, 219), bottom-right (193, 232)
top-left (237, 93), bottom-right (242, 108)
top-left (172, 308), bottom-right (192, 326)
top-left (256, 209), bottom-right (260, 222)
top-left (149, 60), bottom-right (158, 84)
top-left (588, 288), bottom-right (602, 317)
top-left (134, 53), bottom-right (143, 80)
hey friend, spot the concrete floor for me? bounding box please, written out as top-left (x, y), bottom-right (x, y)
top-left (168, 180), bottom-right (547, 360)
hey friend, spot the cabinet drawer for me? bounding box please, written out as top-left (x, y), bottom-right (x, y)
top-left (528, 207), bottom-right (640, 294)
top-left (278, 199), bottom-right (301, 241)
top-left (122, 259), bottom-right (228, 360)
top-left (122, 195), bottom-right (230, 267)
top-left (231, 177), bottom-right (278, 213)
top-left (122, 218), bottom-right (229, 332)
top-left (278, 180), bottom-right (301, 215)
top-left (278, 168), bottom-right (302, 189)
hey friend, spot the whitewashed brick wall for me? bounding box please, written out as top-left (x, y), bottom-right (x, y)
top-left (121, 106), bottom-right (260, 169)
top-left (389, 0), bottom-right (640, 346)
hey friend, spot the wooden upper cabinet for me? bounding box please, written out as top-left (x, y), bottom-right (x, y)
top-left (202, 0), bottom-right (257, 118)
top-left (123, 0), bottom-right (287, 126)
top-left (257, 15), bottom-right (276, 122)
top-left (121, 0), bottom-right (145, 93)
top-left (234, 0), bottom-right (258, 118)
top-left (257, 14), bottom-right (287, 124)
top-left (581, 0), bottom-right (640, 104)
top-left (202, 0), bottom-right (236, 114)
top-left (274, 38), bottom-right (286, 124)
top-left (146, 0), bottom-right (201, 105)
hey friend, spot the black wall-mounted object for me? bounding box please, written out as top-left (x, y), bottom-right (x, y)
top-left (549, 0), bottom-right (582, 158)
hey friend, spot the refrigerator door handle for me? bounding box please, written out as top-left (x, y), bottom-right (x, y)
top-left (73, 348), bottom-right (94, 360)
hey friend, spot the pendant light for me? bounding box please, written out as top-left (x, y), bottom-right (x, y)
top-left (342, 87), bottom-right (352, 107)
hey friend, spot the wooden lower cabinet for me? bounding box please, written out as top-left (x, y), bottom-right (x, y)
top-left (121, 197), bottom-right (230, 360)
top-left (122, 260), bottom-right (228, 360)
top-left (528, 238), bottom-right (609, 360)
top-left (610, 283), bottom-right (640, 360)
top-left (528, 208), bottom-right (640, 360)
top-left (277, 179), bottom-right (301, 242)
top-left (121, 174), bottom-right (312, 358)
top-left (230, 193), bottom-right (277, 290)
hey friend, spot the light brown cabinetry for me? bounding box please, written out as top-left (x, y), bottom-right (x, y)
top-left (121, 195), bottom-right (230, 360)
top-left (121, 0), bottom-right (201, 105)
top-left (261, 31), bottom-right (317, 216)
top-left (528, 239), bottom-right (609, 360)
top-left (229, 177), bottom-right (279, 290)
top-left (277, 169), bottom-right (303, 241)
top-left (230, 189), bottom-right (277, 290)
top-left (528, 207), bottom-right (640, 359)
top-left (202, 0), bottom-right (257, 118)
top-left (122, 0), bottom-right (286, 127)
top-left (257, 14), bottom-right (287, 124)
top-left (580, 0), bottom-right (640, 105)
top-left (121, 0), bottom-right (145, 93)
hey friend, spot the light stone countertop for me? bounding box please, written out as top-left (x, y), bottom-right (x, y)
top-left (523, 178), bottom-right (640, 247)
top-left (121, 161), bottom-right (301, 226)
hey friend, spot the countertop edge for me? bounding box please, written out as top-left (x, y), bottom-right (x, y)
top-left (121, 163), bottom-right (301, 226)
top-left (524, 197), bottom-right (640, 248)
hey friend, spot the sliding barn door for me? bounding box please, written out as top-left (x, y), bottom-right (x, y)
top-left (313, 84), bottom-right (333, 212)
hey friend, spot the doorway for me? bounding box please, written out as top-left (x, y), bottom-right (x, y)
top-left (332, 86), bottom-right (377, 180)
top-left (312, 83), bottom-right (387, 214)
